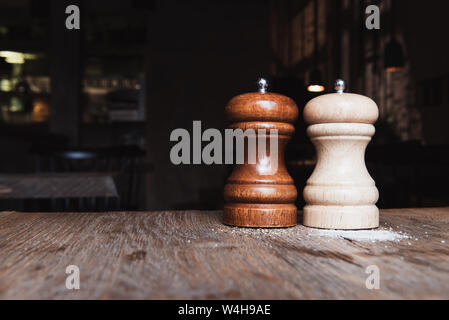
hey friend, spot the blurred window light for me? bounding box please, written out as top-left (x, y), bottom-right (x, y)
top-left (0, 26), bottom-right (8, 36)
top-left (307, 68), bottom-right (325, 93)
top-left (5, 56), bottom-right (25, 64)
top-left (32, 98), bottom-right (50, 123)
top-left (0, 79), bottom-right (12, 91)
top-left (307, 84), bottom-right (325, 93)
top-left (0, 51), bottom-right (38, 64)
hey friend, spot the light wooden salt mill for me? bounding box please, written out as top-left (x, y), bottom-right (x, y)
top-left (303, 79), bottom-right (379, 229)
top-left (223, 78), bottom-right (299, 228)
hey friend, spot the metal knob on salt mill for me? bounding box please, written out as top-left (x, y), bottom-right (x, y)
top-left (303, 79), bottom-right (380, 229)
top-left (223, 78), bottom-right (299, 227)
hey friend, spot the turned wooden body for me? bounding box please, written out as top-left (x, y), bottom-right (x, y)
top-left (223, 84), bottom-right (299, 227)
top-left (303, 86), bottom-right (379, 230)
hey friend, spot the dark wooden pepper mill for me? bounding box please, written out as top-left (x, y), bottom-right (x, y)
top-left (223, 78), bottom-right (299, 227)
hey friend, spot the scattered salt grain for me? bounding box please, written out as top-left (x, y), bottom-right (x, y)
top-left (308, 228), bottom-right (410, 242)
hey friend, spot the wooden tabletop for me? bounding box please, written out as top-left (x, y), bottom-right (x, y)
top-left (0, 208), bottom-right (448, 299)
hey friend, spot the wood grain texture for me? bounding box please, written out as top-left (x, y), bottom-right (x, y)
top-left (224, 91), bottom-right (298, 227)
top-left (1, 208), bottom-right (449, 299)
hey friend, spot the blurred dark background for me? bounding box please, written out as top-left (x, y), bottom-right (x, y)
top-left (0, 0), bottom-right (448, 212)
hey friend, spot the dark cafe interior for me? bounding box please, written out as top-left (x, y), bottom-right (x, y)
top-left (0, 0), bottom-right (448, 212)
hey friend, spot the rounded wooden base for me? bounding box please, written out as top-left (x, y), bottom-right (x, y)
top-left (223, 204), bottom-right (297, 228)
top-left (303, 205), bottom-right (379, 230)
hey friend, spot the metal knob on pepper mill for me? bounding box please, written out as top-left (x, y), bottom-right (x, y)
top-left (223, 78), bottom-right (299, 228)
